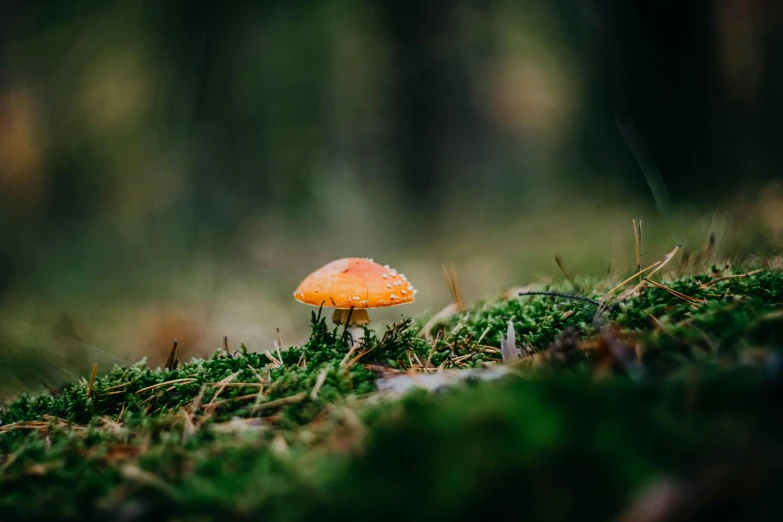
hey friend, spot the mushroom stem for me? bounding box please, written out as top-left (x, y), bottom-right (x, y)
top-left (332, 308), bottom-right (370, 342)
top-left (332, 308), bottom-right (370, 326)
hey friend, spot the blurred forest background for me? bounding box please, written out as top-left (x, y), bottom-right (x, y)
top-left (1, 0), bottom-right (783, 392)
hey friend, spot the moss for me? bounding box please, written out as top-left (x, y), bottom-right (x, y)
top-left (2, 266), bottom-right (783, 521)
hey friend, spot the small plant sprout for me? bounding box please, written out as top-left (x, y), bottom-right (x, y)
top-left (499, 320), bottom-right (522, 362)
top-left (293, 257), bottom-right (417, 340)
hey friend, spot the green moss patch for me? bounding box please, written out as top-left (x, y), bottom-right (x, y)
top-left (2, 263), bottom-right (783, 521)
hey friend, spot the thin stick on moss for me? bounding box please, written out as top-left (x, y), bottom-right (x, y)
top-left (246, 364), bottom-right (265, 385)
top-left (555, 254), bottom-right (576, 289)
top-left (339, 341), bottom-right (362, 367)
top-left (477, 326), bottom-right (491, 344)
top-left (344, 347), bottom-right (373, 369)
top-left (633, 219), bottom-right (642, 282)
top-left (636, 245), bottom-right (681, 284)
top-left (165, 341), bottom-right (178, 371)
top-left (136, 378), bottom-right (197, 394)
top-left (205, 371), bottom-right (241, 408)
top-left (603, 260), bottom-right (662, 299)
top-left (521, 333), bottom-right (537, 353)
top-left (599, 244), bottom-right (682, 316)
top-left (204, 382), bottom-right (263, 388)
top-left (264, 351), bottom-right (282, 367)
top-left (699, 268), bottom-right (766, 289)
top-left (341, 307), bottom-right (355, 343)
top-left (253, 392), bottom-right (308, 412)
top-left (443, 262), bottom-right (465, 311)
top-left (86, 363), bottom-right (98, 399)
top-left (425, 331), bottom-right (442, 368)
top-left (644, 278), bottom-right (705, 305)
top-left (310, 369), bottom-right (328, 399)
top-left (518, 291), bottom-right (601, 307)
top-left (208, 393), bottom-right (261, 408)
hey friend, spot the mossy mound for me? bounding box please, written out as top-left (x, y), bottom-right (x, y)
top-left (2, 263), bottom-right (783, 521)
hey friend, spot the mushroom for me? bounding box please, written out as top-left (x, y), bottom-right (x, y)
top-left (293, 257), bottom-right (417, 340)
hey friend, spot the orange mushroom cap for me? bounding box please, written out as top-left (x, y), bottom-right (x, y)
top-left (294, 258), bottom-right (417, 309)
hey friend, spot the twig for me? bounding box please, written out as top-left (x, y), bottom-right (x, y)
top-left (87, 363), bottom-right (98, 399)
top-left (451, 353), bottom-right (475, 363)
top-left (363, 364), bottom-right (403, 374)
top-left (344, 348), bottom-right (373, 369)
top-left (102, 382), bottom-right (130, 392)
top-left (697, 232), bottom-right (716, 268)
top-left (598, 245), bottom-right (681, 316)
top-left (339, 341), bottom-right (362, 368)
top-left (247, 364), bottom-right (265, 384)
top-left (448, 323), bottom-right (463, 340)
top-left (521, 333), bottom-right (537, 353)
top-left (310, 369), bottom-right (328, 399)
top-left (554, 254), bottom-right (576, 289)
top-left (165, 341), bottom-right (178, 371)
top-left (264, 351), bottom-right (282, 367)
top-left (699, 268), bottom-right (766, 289)
top-left (633, 219), bottom-right (642, 282)
top-left (340, 307), bottom-right (355, 343)
top-left (644, 278), bottom-right (705, 305)
top-left (602, 260), bottom-right (662, 299)
top-left (425, 332), bottom-right (442, 368)
top-left (252, 392), bottom-right (308, 412)
top-left (518, 291), bottom-right (601, 307)
top-left (442, 262), bottom-right (465, 311)
top-left (136, 378), bottom-right (197, 394)
top-left (207, 393), bottom-right (261, 408)
top-left (205, 371), bottom-right (241, 408)
top-left (476, 326), bottom-right (491, 344)
top-left (204, 382), bottom-right (263, 388)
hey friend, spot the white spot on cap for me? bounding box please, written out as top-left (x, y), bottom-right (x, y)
top-left (382, 274), bottom-right (389, 279)
top-left (361, 300), bottom-right (368, 305)
top-left (390, 294), bottom-right (397, 299)
top-left (393, 281), bottom-right (402, 286)
top-left (413, 289), bottom-right (419, 295)
top-left (401, 289), bottom-right (407, 294)
top-left (386, 283), bottom-right (392, 288)
top-left (352, 296), bottom-right (360, 301)
top-left (383, 264), bottom-right (390, 269)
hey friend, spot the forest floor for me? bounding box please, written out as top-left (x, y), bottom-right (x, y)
top-left (2, 248), bottom-right (783, 522)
